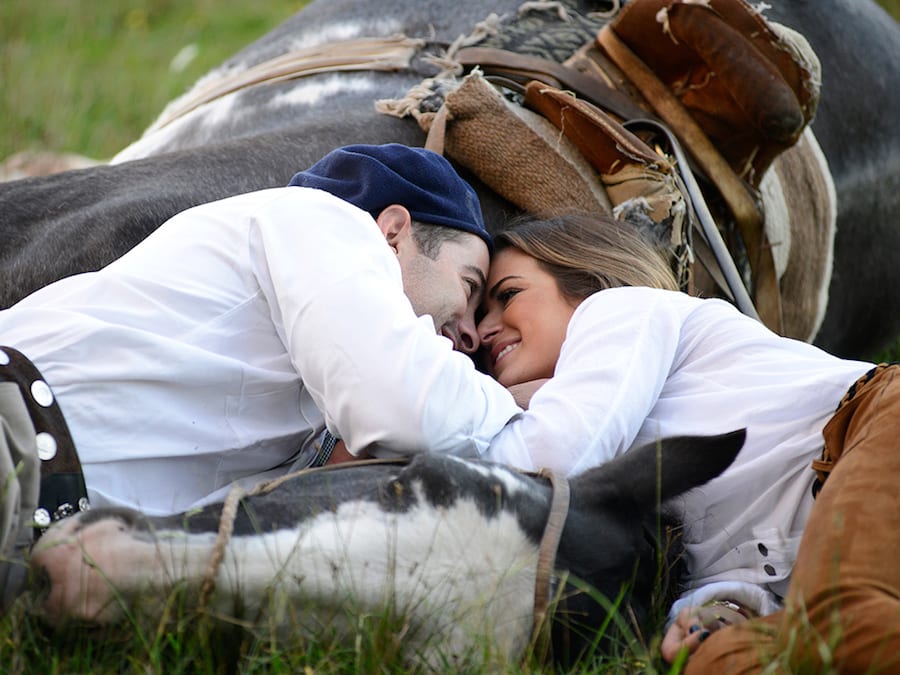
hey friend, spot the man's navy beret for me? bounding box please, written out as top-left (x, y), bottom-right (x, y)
top-left (288, 144), bottom-right (491, 250)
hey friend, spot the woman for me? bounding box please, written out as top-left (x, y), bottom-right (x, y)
top-left (476, 213), bottom-right (900, 672)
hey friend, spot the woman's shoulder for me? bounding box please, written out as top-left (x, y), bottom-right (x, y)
top-left (575, 286), bottom-right (713, 315)
top-left (569, 287), bottom-right (746, 338)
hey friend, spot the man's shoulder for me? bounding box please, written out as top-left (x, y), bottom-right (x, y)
top-left (189, 186), bottom-right (346, 211)
top-left (244, 186), bottom-right (376, 225)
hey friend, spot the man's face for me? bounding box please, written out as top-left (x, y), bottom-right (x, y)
top-left (397, 232), bottom-right (489, 354)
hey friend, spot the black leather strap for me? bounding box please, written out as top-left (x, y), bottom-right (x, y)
top-left (0, 346), bottom-right (89, 534)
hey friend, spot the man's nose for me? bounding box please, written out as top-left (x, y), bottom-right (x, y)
top-left (456, 314), bottom-right (480, 355)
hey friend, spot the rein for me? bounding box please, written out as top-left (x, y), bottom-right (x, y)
top-left (530, 467), bottom-right (571, 661)
top-left (197, 458), bottom-right (573, 656)
top-left (147, 36), bottom-right (424, 133)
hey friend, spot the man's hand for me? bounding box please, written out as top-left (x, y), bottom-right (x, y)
top-left (661, 601), bottom-right (751, 663)
top-left (324, 439), bottom-right (369, 466)
top-left (507, 378), bottom-right (549, 409)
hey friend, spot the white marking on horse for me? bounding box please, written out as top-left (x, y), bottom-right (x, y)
top-left (442, 454), bottom-right (532, 497)
top-left (289, 19), bottom-right (406, 50)
top-left (112, 92), bottom-right (238, 163)
top-left (269, 74), bottom-right (379, 109)
top-left (33, 480), bottom-right (539, 667)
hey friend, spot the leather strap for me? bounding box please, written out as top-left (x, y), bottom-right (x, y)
top-left (149, 36), bottom-right (425, 132)
top-left (530, 468), bottom-right (571, 660)
top-left (454, 46), bottom-right (650, 122)
top-left (0, 346), bottom-right (89, 534)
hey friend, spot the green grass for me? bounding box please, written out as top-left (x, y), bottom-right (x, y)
top-left (883, 0), bottom-right (900, 20)
top-left (0, 571), bottom-right (679, 674)
top-left (0, 0), bottom-right (306, 160)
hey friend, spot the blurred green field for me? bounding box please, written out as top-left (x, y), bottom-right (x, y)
top-left (2, 0), bottom-right (899, 160)
top-left (1, 0), bottom-right (307, 160)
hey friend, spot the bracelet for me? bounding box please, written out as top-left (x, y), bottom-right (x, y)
top-left (706, 599), bottom-right (754, 620)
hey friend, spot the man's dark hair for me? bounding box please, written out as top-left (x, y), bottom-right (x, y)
top-left (410, 221), bottom-right (475, 260)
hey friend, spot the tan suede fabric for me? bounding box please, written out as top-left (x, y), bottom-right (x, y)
top-left (687, 365), bottom-right (900, 673)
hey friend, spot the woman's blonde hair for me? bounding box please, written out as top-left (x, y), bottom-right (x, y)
top-left (495, 213), bottom-right (679, 303)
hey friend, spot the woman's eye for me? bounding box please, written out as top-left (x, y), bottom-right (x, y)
top-left (497, 288), bottom-right (519, 305)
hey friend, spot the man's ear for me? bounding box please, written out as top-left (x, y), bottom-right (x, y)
top-left (375, 204), bottom-right (413, 252)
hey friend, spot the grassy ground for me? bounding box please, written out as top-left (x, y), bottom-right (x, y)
top-left (1, 563), bottom-right (676, 674)
top-left (0, 0), bottom-right (306, 160)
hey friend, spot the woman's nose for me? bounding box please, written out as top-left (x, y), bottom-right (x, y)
top-left (477, 311), bottom-right (499, 344)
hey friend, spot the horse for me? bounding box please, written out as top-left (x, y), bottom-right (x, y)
top-left (0, 0), bottom-right (898, 359)
top-left (30, 430), bottom-right (746, 668)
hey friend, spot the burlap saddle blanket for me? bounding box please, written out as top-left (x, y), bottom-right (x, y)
top-left (377, 0), bottom-right (834, 342)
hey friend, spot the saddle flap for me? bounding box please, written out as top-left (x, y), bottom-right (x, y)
top-left (523, 81), bottom-right (666, 174)
top-left (523, 81), bottom-right (686, 235)
top-left (607, 0), bottom-right (819, 184)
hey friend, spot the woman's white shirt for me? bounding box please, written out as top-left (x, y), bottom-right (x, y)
top-left (484, 286), bottom-right (871, 613)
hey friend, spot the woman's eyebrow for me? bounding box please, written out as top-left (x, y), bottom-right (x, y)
top-left (487, 275), bottom-right (522, 299)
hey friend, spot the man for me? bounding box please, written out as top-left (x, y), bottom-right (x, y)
top-left (0, 144), bottom-right (521, 603)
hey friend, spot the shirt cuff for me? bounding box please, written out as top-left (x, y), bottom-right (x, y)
top-left (668, 580), bottom-right (784, 626)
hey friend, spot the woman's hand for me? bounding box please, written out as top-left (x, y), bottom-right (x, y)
top-left (507, 378), bottom-right (549, 409)
top-left (661, 600), bottom-right (752, 663)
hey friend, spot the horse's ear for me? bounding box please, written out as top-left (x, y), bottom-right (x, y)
top-left (375, 204), bottom-right (412, 251)
top-left (571, 429), bottom-right (745, 509)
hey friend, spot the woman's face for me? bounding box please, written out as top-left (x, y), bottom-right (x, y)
top-left (477, 248), bottom-right (578, 387)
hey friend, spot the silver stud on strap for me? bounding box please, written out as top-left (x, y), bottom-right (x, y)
top-left (33, 508), bottom-right (51, 528)
top-left (30, 380), bottom-right (54, 407)
top-left (53, 503), bottom-right (74, 521)
top-left (35, 432), bottom-right (58, 461)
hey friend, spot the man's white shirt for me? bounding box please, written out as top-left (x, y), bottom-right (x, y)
top-left (0, 188), bottom-right (519, 515)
